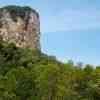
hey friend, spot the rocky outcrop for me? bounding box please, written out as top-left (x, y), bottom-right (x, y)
top-left (0, 6), bottom-right (40, 49)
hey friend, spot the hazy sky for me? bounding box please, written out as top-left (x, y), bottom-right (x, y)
top-left (0, 0), bottom-right (100, 65)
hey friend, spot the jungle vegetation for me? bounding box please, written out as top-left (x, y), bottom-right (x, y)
top-left (0, 40), bottom-right (99, 100)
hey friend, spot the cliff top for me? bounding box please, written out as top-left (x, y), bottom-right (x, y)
top-left (0, 5), bottom-right (39, 20)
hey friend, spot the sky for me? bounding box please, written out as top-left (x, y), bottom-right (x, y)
top-left (0, 0), bottom-right (100, 65)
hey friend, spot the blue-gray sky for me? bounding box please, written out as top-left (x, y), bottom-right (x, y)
top-left (0, 0), bottom-right (100, 65)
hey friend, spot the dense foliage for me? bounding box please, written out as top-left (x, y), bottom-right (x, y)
top-left (0, 41), bottom-right (99, 100)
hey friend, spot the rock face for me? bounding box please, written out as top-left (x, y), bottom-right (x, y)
top-left (0, 6), bottom-right (40, 49)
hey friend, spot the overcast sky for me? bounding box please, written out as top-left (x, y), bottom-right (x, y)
top-left (0, 0), bottom-right (100, 65)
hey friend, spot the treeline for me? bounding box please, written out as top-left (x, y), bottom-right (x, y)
top-left (0, 41), bottom-right (99, 100)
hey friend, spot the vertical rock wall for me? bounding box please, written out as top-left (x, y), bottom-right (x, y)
top-left (0, 6), bottom-right (40, 49)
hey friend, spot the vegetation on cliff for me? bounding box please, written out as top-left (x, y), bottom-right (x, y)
top-left (0, 41), bottom-right (99, 100)
top-left (0, 5), bottom-right (39, 21)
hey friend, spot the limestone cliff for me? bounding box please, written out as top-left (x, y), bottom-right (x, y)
top-left (0, 5), bottom-right (40, 49)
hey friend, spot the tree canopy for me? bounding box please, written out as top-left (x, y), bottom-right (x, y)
top-left (0, 41), bottom-right (99, 100)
